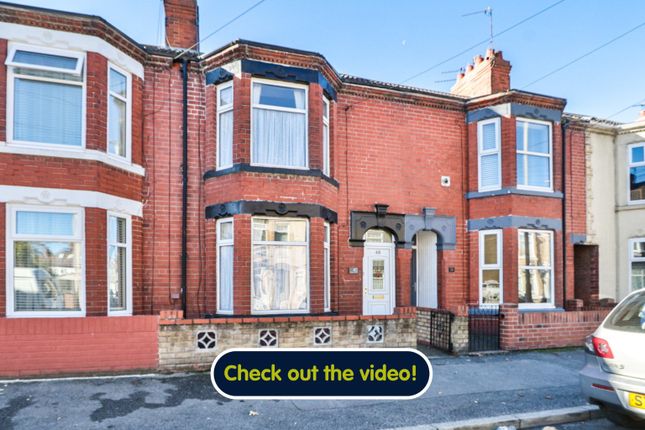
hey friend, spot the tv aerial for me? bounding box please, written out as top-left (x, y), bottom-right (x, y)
top-left (463, 6), bottom-right (494, 48)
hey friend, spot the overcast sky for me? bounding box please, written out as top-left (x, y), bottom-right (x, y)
top-left (11, 0), bottom-right (645, 122)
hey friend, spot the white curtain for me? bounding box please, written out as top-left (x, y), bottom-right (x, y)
top-left (252, 244), bottom-right (307, 311)
top-left (252, 109), bottom-right (306, 167)
top-left (218, 110), bottom-right (233, 168)
top-left (219, 245), bottom-right (234, 311)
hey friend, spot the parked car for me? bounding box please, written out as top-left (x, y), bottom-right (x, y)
top-left (580, 289), bottom-right (645, 428)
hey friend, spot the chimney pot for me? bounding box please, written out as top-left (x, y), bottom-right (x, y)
top-left (466, 64), bottom-right (474, 73)
top-left (474, 55), bottom-right (484, 65)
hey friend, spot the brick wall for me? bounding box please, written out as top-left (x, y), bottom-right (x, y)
top-left (0, 316), bottom-right (158, 377)
top-left (499, 304), bottom-right (610, 350)
top-left (158, 314), bottom-right (416, 371)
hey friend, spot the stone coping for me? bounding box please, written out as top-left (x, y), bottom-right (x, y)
top-left (159, 313), bottom-right (415, 326)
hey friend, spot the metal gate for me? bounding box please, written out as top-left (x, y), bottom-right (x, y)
top-left (468, 305), bottom-right (501, 352)
top-left (425, 309), bottom-right (454, 353)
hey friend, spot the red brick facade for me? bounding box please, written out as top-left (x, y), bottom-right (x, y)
top-left (0, 1), bottom-right (607, 375)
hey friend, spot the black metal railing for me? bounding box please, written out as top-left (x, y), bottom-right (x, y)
top-left (468, 305), bottom-right (501, 352)
top-left (425, 309), bottom-right (454, 353)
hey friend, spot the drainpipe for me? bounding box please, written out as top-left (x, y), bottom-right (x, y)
top-left (561, 118), bottom-right (569, 308)
top-left (178, 57), bottom-right (189, 317)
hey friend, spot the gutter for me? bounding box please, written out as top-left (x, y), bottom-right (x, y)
top-left (176, 56), bottom-right (190, 318)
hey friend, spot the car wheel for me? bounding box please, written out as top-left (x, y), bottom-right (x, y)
top-left (602, 405), bottom-right (645, 429)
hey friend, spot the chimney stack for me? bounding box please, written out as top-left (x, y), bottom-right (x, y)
top-left (451, 48), bottom-right (511, 98)
top-left (164, 0), bottom-right (199, 50)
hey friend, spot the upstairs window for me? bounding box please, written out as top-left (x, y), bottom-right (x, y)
top-left (516, 119), bottom-right (552, 191)
top-left (108, 65), bottom-right (131, 159)
top-left (629, 143), bottom-right (645, 203)
top-left (217, 82), bottom-right (234, 170)
top-left (252, 80), bottom-right (307, 169)
top-left (323, 97), bottom-right (330, 176)
top-left (478, 118), bottom-right (501, 191)
top-left (6, 44), bottom-right (85, 147)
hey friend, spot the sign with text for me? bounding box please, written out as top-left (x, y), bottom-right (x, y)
top-left (211, 348), bottom-right (432, 400)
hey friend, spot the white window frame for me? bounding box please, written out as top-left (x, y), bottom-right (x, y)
top-left (250, 78), bottom-right (309, 170)
top-left (322, 97), bottom-right (330, 176)
top-left (217, 217), bottom-right (234, 314)
top-left (518, 229), bottom-right (555, 309)
top-left (479, 229), bottom-right (503, 306)
top-left (324, 221), bottom-right (331, 312)
top-left (6, 42), bottom-right (87, 150)
top-left (107, 63), bottom-right (132, 163)
top-left (629, 237), bottom-right (645, 292)
top-left (5, 204), bottom-right (86, 318)
top-left (251, 216), bottom-right (310, 315)
top-left (106, 212), bottom-right (132, 316)
top-left (516, 118), bottom-right (553, 192)
top-left (477, 117), bottom-right (501, 192)
top-left (627, 142), bottom-right (645, 205)
top-left (216, 81), bottom-right (234, 170)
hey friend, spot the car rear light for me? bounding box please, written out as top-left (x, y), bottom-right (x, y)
top-left (592, 383), bottom-right (615, 391)
top-left (591, 336), bottom-right (614, 359)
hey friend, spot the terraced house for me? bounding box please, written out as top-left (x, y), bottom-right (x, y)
top-left (0, 0), bottom-right (624, 376)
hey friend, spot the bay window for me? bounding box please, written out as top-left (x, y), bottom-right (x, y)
top-left (630, 238), bottom-right (645, 291)
top-left (251, 80), bottom-right (307, 168)
top-left (108, 65), bottom-right (131, 159)
top-left (217, 218), bottom-right (234, 313)
top-left (323, 97), bottom-right (330, 176)
top-left (478, 118), bottom-right (501, 191)
top-left (252, 218), bottom-right (308, 313)
top-left (479, 230), bottom-right (502, 305)
top-left (7, 44), bottom-right (85, 147)
top-left (107, 214), bottom-right (131, 315)
top-left (217, 82), bottom-right (234, 170)
top-left (628, 143), bottom-right (645, 203)
top-left (7, 206), bottom-right (84, 317)
top-left (518, 230), bottom-right (554, 307)
top-left (516, 119), bottom-right (552, 191)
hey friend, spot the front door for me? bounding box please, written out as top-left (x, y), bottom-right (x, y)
top-left (416, 231), bottom-right (438, 308)
top-left (363, 244), bottom-right (395, 315)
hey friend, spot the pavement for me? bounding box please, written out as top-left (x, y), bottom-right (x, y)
top-left (0, 348), bottom-right (613, 430)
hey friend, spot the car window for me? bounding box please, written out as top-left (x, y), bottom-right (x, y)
top-left (604, 291), bottom-right (645, 333)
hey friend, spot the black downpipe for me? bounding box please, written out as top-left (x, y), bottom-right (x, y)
top-left (561, 119), bottom-right (569, 308)
top-left (180, 58), bottom-right (189, 318)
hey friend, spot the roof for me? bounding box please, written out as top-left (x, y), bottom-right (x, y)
top-left (340, 74), bottom-right (467, 101)
top-left (563, 112), bottom-right (622, 127)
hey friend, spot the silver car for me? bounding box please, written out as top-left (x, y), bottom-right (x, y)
top-left (580, 289), bottom-right (645, 428)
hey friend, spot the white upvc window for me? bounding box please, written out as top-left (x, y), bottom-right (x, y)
top-left (324, 222), bottom-right (331, 312)
top-left (6, 205), bottom-right (85, 317)
top-left (516, 119), bottom-right (553, 192)
top-left (479, 230), bottom-right (503, 306)
top-left (217, 82), bottom-right (234, 170)
top-left (251, 217), bottom-right (309, 314)
top-left (322, 97), bottom-right (330, 176)
top-left (518, 229), bottom-right (554, 308)
top-left (107, 213), bottom-right (132, 315)
top-left (107, 64), bottom-right (132, 161)
top-left (629, 238), bottom-right (645, 292)
top-left (478, 118), bottom-right (501, 191)
top-left (628, 143), bottom-right (645, 204)
top-left (251, 79), bottom-right (308, 169)
top-left (217, 218), bottom-right (234, 314)
top-left (6, 43), bottom-right (86, 149)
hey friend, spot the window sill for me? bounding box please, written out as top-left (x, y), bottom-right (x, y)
top-left (204, 163), bottom-right (339, 187)
top-left (518, 306), bottom-right (562, 313)
top-left (6, 311), bottom-right (86, 318)
top-left (0, 142), bottom-right (145, 176)
top-left (466, 187), bottom-right (563, 199)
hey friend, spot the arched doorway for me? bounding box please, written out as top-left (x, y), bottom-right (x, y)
top-left (363, 229), bottom-right (396, 315)
top-left (416, 230), bottom-right (438, 308)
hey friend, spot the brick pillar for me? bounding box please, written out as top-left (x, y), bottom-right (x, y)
top-left (499, 303), bottom-right (519, 350)
top-left (396, 248), bottom-right (412, 307)
top-left (309, 218), bottom-right (325, 313)
top-left (233, 214), bottom-right (251, 314)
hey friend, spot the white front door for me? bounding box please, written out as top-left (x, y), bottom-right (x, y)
top-left (417, 231), bottom-right (438, 308)
top-left (363, 244), bottom-right (395, 315)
